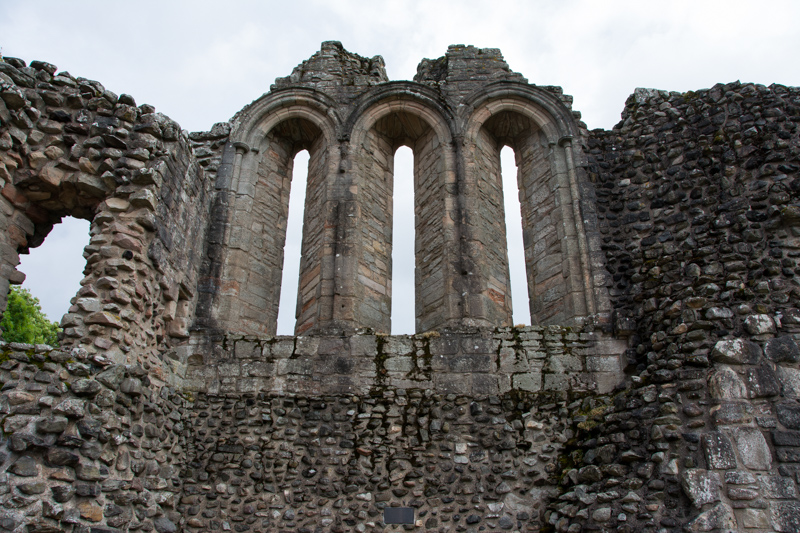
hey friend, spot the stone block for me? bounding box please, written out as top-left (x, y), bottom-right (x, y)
top-left (702, 432), bottom-right (737, 469)
top-left (777, 402), bottom-right (800, 430)
top-left (710, 338), bottom-right (761, 365)
top-left (771, 501), bottom-right (800, 533)
top-left (543, 373), bottom-right (568, 391)
top-left (350, 335), bottom-right (377, 356)
top-left (585, 355), bottom-right (620, 373)
top-left (778, 366), bottom-right (800, 398)
top-left (766, 336), bottom-right (800, 363)
top-left (686, 502), bottom-right (736, 532)
top-left (472, 374), bottom-right (499, 395)
top-left (744, 314), bottom-right (776, 335)
top-left (384, 356), bottom-right (413, 373)
top-left (680, 469), bottom-right (720, 507)
top-left (512, 373), bottom-right (541, 392)
top-left (712, 401), bottom-right (753, 425)
top-left (269, 339), bottom-right (295, 358)
top-left (744, 364), bottom-right (780, 398)
top-left (772, 430), bottom-right (800, 447)
top-left (708, 367), bottom-right (747, 400)
top-left (448, 354), bottom-right (492, 373)
top-left (545, 355), bottom-right (582, 372)
top-left (760, 476), bottom-right (798, 499)
top-left (742, 509), bottom-right (769, 529)
top-left (729, 427), bottom-right (772, 470)
top-left (385, 337), bottom-right (413, 355)
top-left (234, 340), bottom-right (260, 359)
top-left (294, 336), bottom-right (319, 356)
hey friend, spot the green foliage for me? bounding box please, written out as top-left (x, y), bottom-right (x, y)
top-left (1, 286), bottom-right (60, 346)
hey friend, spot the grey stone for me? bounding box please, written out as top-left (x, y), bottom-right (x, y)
top-left (686, 502), bottom-right (737, 532)
top-left (744, 314), bottom-right (776, 335)
top-left (772, 501), bottom-right (800, 533)
top-left (708, 367), bottom-right (747, 399)
top-left (702, 432), bottom-right (737, 469)
top-left (36, 416), bottom-right (69, 433)
top-left (9, 455), bottom-right (38, 476)
top-left (96, 365), bottom-right (125, 389)
top-left (766, 336), bottom-right (800, 363)
top-left (53, 399), bottom-right (85, 418)
top-left (710, 338), bottom-right (761, 365)
top-left (681, 469), bottom-right (720, 507)
top-left (745, 364), bottom-right (781, 398)
top-left (71, 379), bottom-right (102, 396)
top-left (730, 427), bottom-right (772, 470)
top-left (153, 517), bottom-right (177, 533)
top-left (777, 402), bottom-right (800, 430)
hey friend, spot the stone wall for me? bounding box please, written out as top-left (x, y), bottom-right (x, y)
top-left (2, 43), bottom-right (800, 533)
top-left (0, 341), bottom-right (189, 533)
top-left (0, 58), bottom-right (211, 383)
top-left (542, 82), bottom-right (800, 532)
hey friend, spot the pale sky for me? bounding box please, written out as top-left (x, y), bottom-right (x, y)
top-left (2, 0), bottom-right (799, 333)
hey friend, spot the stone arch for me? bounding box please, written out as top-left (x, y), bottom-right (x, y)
top-left (210, 90), bottom-right (341, 335)
top-left (461, 83), bottom-right (600, 326)
top-left (342, 87), bottom-right (459, 333)
top-left (0, 68), bottom-right (205, 373)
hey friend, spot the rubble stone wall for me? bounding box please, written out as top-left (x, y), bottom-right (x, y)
top-left (2, 42), bottom-right (800, 533)
top-left (542, 83), bottom-right (800, 532)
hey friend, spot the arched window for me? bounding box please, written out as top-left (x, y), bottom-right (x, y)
top-left (500, 146), bottom-right (531, 326)
top-left (15, 216), bottom-right (91, 329)
top-left (276, 150), bottom-right (309, 335)
top-left (214, 116), bottom-right (329, 336)
top-left (391, 146), bottom-right (414, 334)
top-left (354, 109), bottom-right (450, 334)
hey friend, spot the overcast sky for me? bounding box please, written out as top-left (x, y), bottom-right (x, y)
top-left (2, 0), bottom-right (799, 334)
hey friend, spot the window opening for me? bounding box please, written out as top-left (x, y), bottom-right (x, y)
top-left (391, 146), bottom-right (415, 334)
top-left (17, 217), bottom-right (91, 323)
top-left (276, 150), bottom-right (309, 335)
top-left (501, 146), bottom-right (531, 325)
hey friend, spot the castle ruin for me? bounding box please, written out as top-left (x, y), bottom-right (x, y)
top-left (1, 41), bottom-right (800, 532)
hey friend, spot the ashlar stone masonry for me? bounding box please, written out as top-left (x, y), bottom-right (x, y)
top-left (1, 41), bottom-right (800, 533)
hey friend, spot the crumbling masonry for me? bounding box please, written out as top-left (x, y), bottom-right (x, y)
top-left (1, 41), bottom-right (800, 532)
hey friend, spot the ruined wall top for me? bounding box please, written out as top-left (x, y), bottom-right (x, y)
top-left (270, 40), bottom-right (388, 96)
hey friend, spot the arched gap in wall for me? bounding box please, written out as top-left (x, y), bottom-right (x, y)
top-left (276, 149), bottom-right (310, 335)
top-left (391, 145), bottom-right (414, 334)
top-left (500, 146), bottom-right (531, 326)
top-left (16, 216), bottom-right (92, 324)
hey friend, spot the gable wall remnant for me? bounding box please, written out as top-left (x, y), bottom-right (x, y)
top-left (1, 41), bottom-right (800, 532)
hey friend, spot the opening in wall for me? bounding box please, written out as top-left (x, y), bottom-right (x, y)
top-left (501, 146), bottom-right (531, 326)
top-left (16, 216), bottom-right (91, 326)
top-left (391, 146), bottom-right (415, 334)
top-left (276, 150), bottom-right (310, 335)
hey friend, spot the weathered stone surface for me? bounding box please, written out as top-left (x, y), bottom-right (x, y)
top-left (711, 339), bottom-right (761, 365)
top-left (686, 502), bottom-right (737, 531)
top-left (766, 336), bottom-right (800, 363)
top-left (681, 469), bottom-right (720, 507)
top-left (730, 427), bottom-right (772, 470)
top-left (703, 432), bottom-right (737, 469)
top-left (772, 501), bottom-right (800, 533)
top-left (744, 314), bottom-right (777, 335)
top-left (1, 43), bottom-right (800, 533)
top-left (777, 402), bottom-right (800, 430)
top-left (708, 367), bottom-right (747, 399)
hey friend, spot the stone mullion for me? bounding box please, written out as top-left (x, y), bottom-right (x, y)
top-left (549, 139), bottom-right (588, 323)
top-left (460, 132), bottom-right (513, 328)
top-left (414, 130), bottom-right (456, 332)
top-left (295, 136), bottom-right (332, 334)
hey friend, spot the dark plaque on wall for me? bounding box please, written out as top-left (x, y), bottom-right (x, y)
top-left (384, 507), bottom-right (414, 524)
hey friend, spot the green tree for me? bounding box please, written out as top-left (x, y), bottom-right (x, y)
top-left (1, 286), bottom-right (61, 346)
